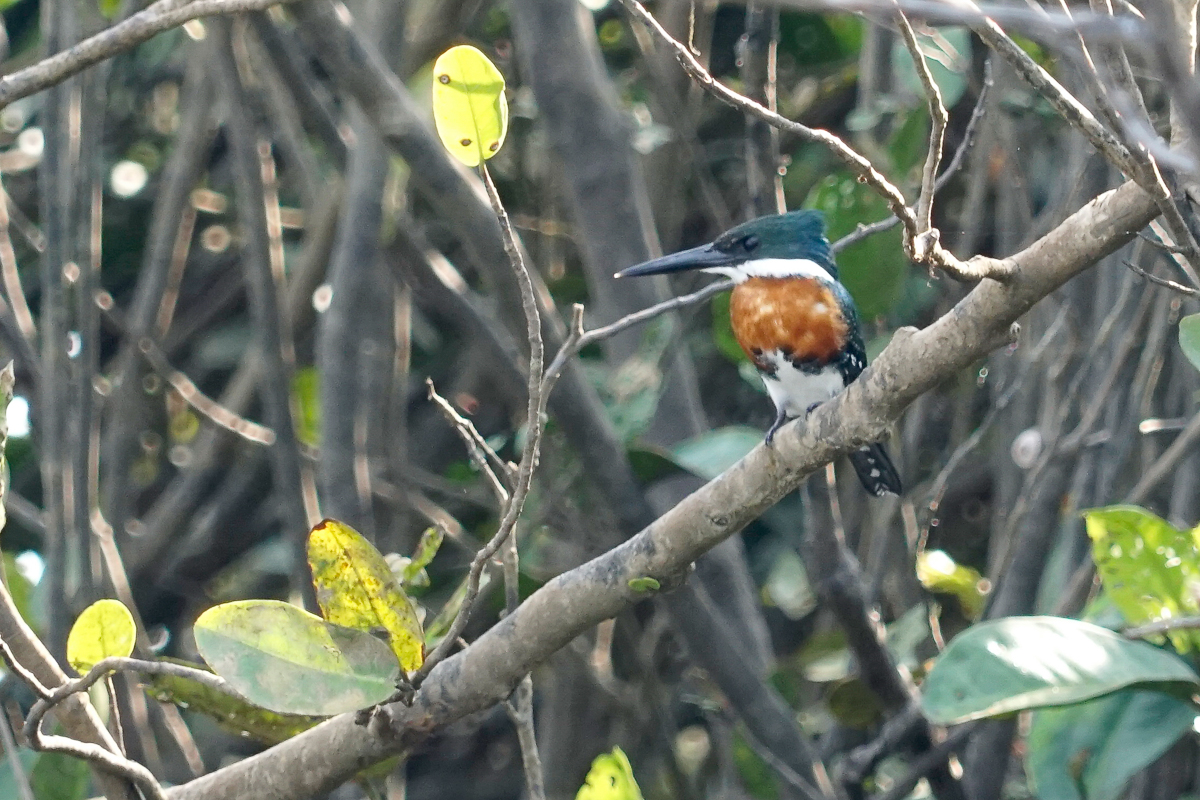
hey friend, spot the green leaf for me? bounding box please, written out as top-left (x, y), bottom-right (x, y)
top-left (889, 27), bottom-right (972, 109)
top-left (292, 367), bottom-right (320, 446)
top-left (763, 549), bottom-right (816, 619)
top-left (916, 549), bottom-right (988, 619)
top-left (66, 598), bottom-right (136, 675)
top-left (828, 677), bottom-right (884, 729)
top-left (1027, 688), bottom-right (1197, 800)
top-left (1084, 505), bottom-right (1200, 652)
top-left (576, 747), bottom-right (644, 800)
top-left (145, 658), bottom-right (322, 744)
top-left (626, 446), bottom-right (686, 483)
top-left (921, 616), bottom-right (1199, 725)
top-left (394, 527), bottom-right (443, 590)
top-left (30, 751), bottom-right (89, 800)
top-left (431, 45), bottom-right (508, 167)
top-left (711, 292), bottom-right (750, 365)
top-left (628, 577), bottom-right (660, 593)
top-left (805, 174), bottom-right (907, 319)
top-left (307, 519), bottom-right (424, 672)
top-left (194, 599), bottom-right (400, 715)
top-left (672, 427), bottom-right (763, 480)
top-left (1181, 314), bottom-right (1200, 373)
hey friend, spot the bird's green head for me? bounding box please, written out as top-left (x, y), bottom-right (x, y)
top-left (615, 210), bottom-right (836, 282)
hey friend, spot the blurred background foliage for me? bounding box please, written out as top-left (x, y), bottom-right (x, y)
top-left (0, 0), bottom-right (1193, 798)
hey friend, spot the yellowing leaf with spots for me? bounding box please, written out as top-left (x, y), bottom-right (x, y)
top-left (307, 519), bottom-right (424, 672)
top-left (66, 598), bottom-right (136, 674)
top-left (432, 45), bottom-right (508, 167)
top-left (576, 747), bottom-right (644, 800)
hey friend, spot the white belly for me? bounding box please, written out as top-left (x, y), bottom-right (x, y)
top-left (760, 354), bottom-right (844, 418)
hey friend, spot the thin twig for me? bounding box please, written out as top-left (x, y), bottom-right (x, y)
top-left (893, 5), bottom-right (948, 249)
top-left (0, 640), bottom-right (168, 800)
top-left (0, 0), bottom-right (305, 109)
top-left (426, 380), bottom-right (510, 505)
top-left (97, 292), bottom-right (278, 444)
top-left (0, 705), bottom-right (34, 800)
top-left (414, 166), bottom-right (548, 687)
top-left (1123, 616), bottom-right (1200, 639)
top-left (1123, 259), bottom-right (1200, 296)
top-left (542, 281), bottom-right (734, 395)
top-left (617, 0), bottom-right (1014, 282)
top-left (834, 58), bottom-right (992, 254)
top-left (0, 178), bottom-right (34, 341)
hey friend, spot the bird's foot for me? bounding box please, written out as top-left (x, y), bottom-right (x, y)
top-left (804, 401), bottom-right (823, 417)
top-left (764, 409), bottom-right (790, 447)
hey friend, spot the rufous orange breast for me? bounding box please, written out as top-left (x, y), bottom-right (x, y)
top-left (729, 277), bottom-right (850, 374)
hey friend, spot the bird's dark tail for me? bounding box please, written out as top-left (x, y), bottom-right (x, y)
top-left (848, 443), bottom-right (902, 497)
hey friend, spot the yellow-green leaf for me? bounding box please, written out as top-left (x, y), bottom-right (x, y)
top-left (146, 658), bottom-right (321, 745)
top-left (66, 599), bottom-right (136, 674)
top-left (194, 599), bottom-right (399, 715)
top-left (576, 747), bottom-right (644, 800)
top-left (916, 550), bottom-right (988, 619)
top-left (307, 519), bottom-right (424, 672)
top-left (432, 45), bottom-right (508, 167)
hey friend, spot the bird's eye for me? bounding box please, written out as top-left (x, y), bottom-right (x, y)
top-left (743, 235), bottom-right (759, 251)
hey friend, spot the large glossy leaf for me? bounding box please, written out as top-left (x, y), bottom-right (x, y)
top-left (805, 174), bottom-right (906, 320)
top-left (66, 598), bottom-right (136, 675)
top-left (307, 519), bottom-right (424, 672)
top-left (1027, 688), bottom-right (1197, 800)
top-left (145, 658), bottom-right (322, 744)
top-left (194, 599), bottom-right (399, 715)
top-left (672, 427), bottom-right (763, 480)
top-left (431, 45), bottom-right (508, 167)
top-left (1179, 313), bottom-right (1200, 373)
top-left (576, 747), bottom-right (644, 800)
top-left (1084, 505), bottom-right (1200, 652)
top-left (921, 616), bottom-right (1199, 724)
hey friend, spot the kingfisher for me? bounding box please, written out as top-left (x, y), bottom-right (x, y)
top-left (615, 209), bottom-right (901, 497)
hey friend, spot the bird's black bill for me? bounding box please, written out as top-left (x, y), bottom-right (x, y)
top-left (614, 243), bottom-right (737, 278)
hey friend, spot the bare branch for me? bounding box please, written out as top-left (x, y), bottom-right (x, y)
top-left (1124, 615), bottom-right (1200, 639)
top-left (893, 6), bottom-right (947, 243)
top-left (1123, 259), bottom-right (1200, 296)
top-left (617, 0), bottom-right (1014, 282)
top-left (0, 0), bottom-right (305, 110)
top-left (164, 177), bottom-right (1162, 800)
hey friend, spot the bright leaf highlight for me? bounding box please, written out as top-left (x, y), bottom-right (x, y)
top-left (66, 598), bottom-right (135, 674)
top-left (921, 616), bottom-right (1199, 725)
top-left (432, 45), bottom-right (508, 167)
top-left (576, 747), bottom-right (644, 800)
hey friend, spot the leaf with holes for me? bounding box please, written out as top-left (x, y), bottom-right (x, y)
top-left (576, 747), bottom-right (644, 800)
top-left (1084, 505), bottom-right (1200, 653)
top-left (194, 599), bottom-right (399, 715)
top-left (308, 519), bottom-right (424, 672)
top-left (921, 616), bottom-right (1199, 725)
top-left (66, 599), bottom-right (136, 675)
top-left (432, 45), bottom-right (508, 167)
